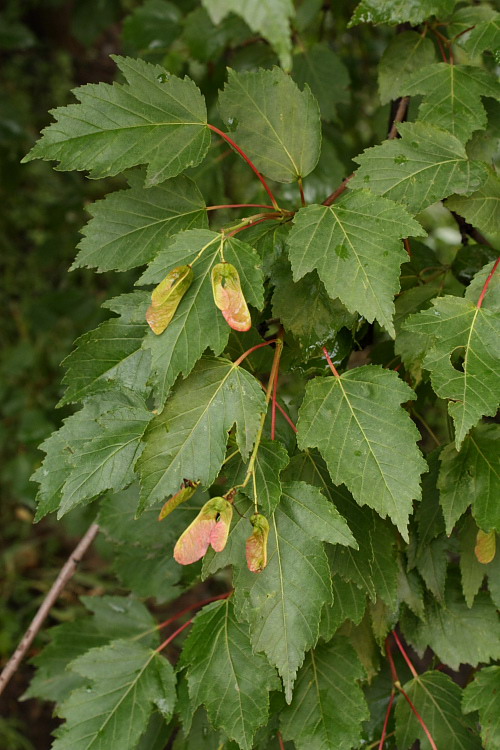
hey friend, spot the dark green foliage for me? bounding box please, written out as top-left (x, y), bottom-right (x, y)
top-left (6, 0), bottom-right (500, 748)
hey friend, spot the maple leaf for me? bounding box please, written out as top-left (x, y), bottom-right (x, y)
top-left (22, 56), bottom-right (210, 184)
top-left (351, 121), bottom-right (488, 214)
top-left (179, 599), bottom-right (280, 750)
top-left (286, 191), bottom-right (425, 335)
top-left (297, 366), bottom-right (426, 539)
top-left (404, 295), bottom-right (500, 448)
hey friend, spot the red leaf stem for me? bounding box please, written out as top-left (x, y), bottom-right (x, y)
top-left (323, 174), bottom-right (354, 206)
top-left (206, 203), bottom-right (275, 211)
top-left (386, 637), bottom-right (399, 683)
top-left (378, 691), bottom-right (395, 750)
top-left (476, 256), bottom-right (500, 309)
top-left (397, 683), bottom-right (439, 750)
top-left (404, 238), bottom-right (412, 257)
top-left (392, 630), bottom-right (418, 678)
top-left (156, 592), bottom-right (231, 632)
top-left (269, 391), bottom-right (298, 433)
top-left (233, 339), bottom-right (277, 368)
top-left (208, 124), bottom-right (279, 209)
top-left (156, 618), bottom-right (193, 652)
top-left (277, 730), bottom-right (286, 750)
top-left (226, 215), bottom-right (277, 237)
top-left (322, 346), bottom-right (340, 377)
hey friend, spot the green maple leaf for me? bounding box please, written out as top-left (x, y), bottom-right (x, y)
top-left (179, 599), bottom-right (279, 750)
top-left (51, 640), bottom-right (176, 750)
top-left (463, 666), bottom-right (500, 750)
top-left (272, 261), bottom-right (356, 353)
top-left (403, 295), bottom-right (500, 449)
top-left (280, 637), bottom-right (369, 750)
top-left (139, 229), bottom-right (264, 406)
top-left (351, 121), bottom-right (488, 214)
top-left (438, 424), bottom-right (500, 533)
top-left (22, 56), bottom-right (210, 185)
top-left (58, 394), bottom-right (153, 517)
top-left (137, 357), bottom-right (266, 510)
top-left (218, 67), bottom-right (321, 183)
top-left (292, 43), bottom-right (350, 121)
top-left (378, 31), bottom-right (436, 105)
top-left (32, 390), bottom-right (146, 519)
top-left (98, 485), bottom-right (207, 602)
top-left (285, 452), bottom-right (401, 607)
top-left (458, 14), bottom-right (500, 57)
top-left (31, 408), bottom-right (100, 520)
top-left (58, 292), bottom-right (151, 406)
top-left (395, 671), bottom-right (481, 750)
top-left (297, 366), bottom-right (426, 539)
top-left (402, 587), bottom-right (500, 671)
top-left (349, 0), bottom-right (457, 26)
top-left (319, 575), bottom-right (367, 641)
top-left (401, 63), bottom-right (500, 144)
top-left (233, 481), bottom-right (355, 701)
top-left (459, 516), bottom-right (486, 607)
top-left (203, 0), bottom-right (293, 69)
top-left (223, 438), bottom-right (290, 515)
top-left (286, 191), bottom-right (425, 335)
top-left (447, 169), bottom-right (500, 244)
top-left (413, 537), bottom-right (449, 603)
top-left (24, 596), bottom-right (158, 704)
top-left (72, 173), bottom-right (207, 273)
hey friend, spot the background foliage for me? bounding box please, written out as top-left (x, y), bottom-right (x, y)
top-left (1, 0), bottom-right (499, 748)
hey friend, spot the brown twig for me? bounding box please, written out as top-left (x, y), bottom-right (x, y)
top-left (388, 96), bottom-right (410, 140)
top-left (0, 522), bottom-right (100, 697)
top-left (451, 210), bottom-right (492, 247)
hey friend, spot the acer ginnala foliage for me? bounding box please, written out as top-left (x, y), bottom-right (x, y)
top-left (18, 0), bottom-right (500, 748)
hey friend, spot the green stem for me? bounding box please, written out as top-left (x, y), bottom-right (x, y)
top-left (235, 336), bottom-right (284, 507)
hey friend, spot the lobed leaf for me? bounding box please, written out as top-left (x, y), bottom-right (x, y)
top-left (351, 121), bottom-right (488, 214)
top-left (233, 480), bottom-right (355, 701)
top-left (463, 666), bottom-right (500, 750)
top-left (137, 357), bottom-right (266, 510)
top-left (402, 63), bottom-right (500, 144)
top-left (438, 423), bottom-right (500, 534)
top-left (179, 599), bottom-right (280, 750)
top-left (404, 296), bottom-right (500, 449)
top-left (23, 56), bottom-right (210, 185)
top-left (297, 366), bottom-right (426, 539)
top-left (395, 670), bottom-right (481, 750)
top-left (52, 640), bottom-right (176, 750)
top-left (72, 173), bottom-right (207, 273)
top-left (286, 191), bottom-right (425, 335)
top-left (280, 637), bottom-right (369, 750)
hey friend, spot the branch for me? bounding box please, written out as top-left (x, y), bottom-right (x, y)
top-left (451, 210), bottom-right (492, 248)
top-left (388, 96), bottom-right (410, 140)
top-left (0, 522), bottom-right (100, 697)
top-left (323, 94), bottom-right (409, 206)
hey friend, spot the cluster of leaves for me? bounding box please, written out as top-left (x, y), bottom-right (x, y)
top-left (16, 0), bottom-right (500, 748)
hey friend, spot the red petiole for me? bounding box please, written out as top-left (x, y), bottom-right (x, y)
top-left (476, 257), bottom-right (500, 309)
top-left (323, 346), bottom-right (340, 377)
top-left (208, 124), bottom-right (279, 209)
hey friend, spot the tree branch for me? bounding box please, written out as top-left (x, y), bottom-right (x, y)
top-left (0, 522), bottom-right (100, 697)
